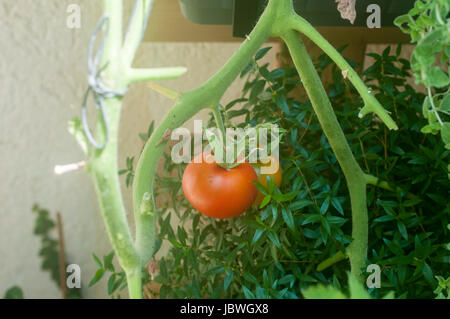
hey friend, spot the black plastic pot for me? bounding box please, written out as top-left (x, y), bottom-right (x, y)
top-left (179, 0), bottom-right (415, 38)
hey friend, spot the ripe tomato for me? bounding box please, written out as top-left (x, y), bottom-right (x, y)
top-left (182, 152), bottom-right (258, 219)
top-left (253, 154), bottom-right (282, 206)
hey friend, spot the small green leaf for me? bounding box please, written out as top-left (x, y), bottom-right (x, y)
top-left (103, 251), bottom-right (115, 272)
top-left (107, 274), bottom-right (116, 295)
top-left (441, 123), bottom-right (450, 145)
top-left (255, 47), bottom-right (271, 61)
top-left (253, 229), bottom-right (265, 243)
top-left (243, 286), bottom-right (256, 299)
top-left (281, 208), bottom-right (296, 234)
top-left (224, 270), bottom-right (234, 291)
top-left (259, 195), bottom-right (271, 209)
top-left (267, 231), bottom-right (281, 248)
top-left (397, 221), bottom-right (408, 240)
top-left (89, 268), bottom-right (105, 287)
top-left (429, 67), bottom-right (449, 88)
top-left (92, 254), bottom-right (102, 268)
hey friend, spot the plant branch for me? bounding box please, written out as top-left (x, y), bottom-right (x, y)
top-left (86, 0), bottom-right (141, 299)
top-left (127, 67), bottom-right (187, 84)
top-left (286, 15), bottom-right (398, 131)
top-left (281, 29), bottom-right (368, 280)
top-left (122, 0), bottom-right (154, 66)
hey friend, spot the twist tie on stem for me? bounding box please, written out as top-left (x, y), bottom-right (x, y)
top-left (81, 15), bottom-right (127, 150)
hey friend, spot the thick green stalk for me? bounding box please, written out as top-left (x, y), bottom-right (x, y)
top-left (281, 30), bottom-right (368, 279)
top-left (73, 0), bottom-right (187, 299)
top-left (122, 0), bottom-right (154, 65)
top-left (89, 98), bottom-right (141, 286)
top-left (85, 0), bottom-right (141, 299)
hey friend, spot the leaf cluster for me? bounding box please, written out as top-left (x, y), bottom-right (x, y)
top-left (394, 0), bottom-right (450, 148)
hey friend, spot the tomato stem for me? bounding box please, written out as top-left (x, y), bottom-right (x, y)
top-left (282, 30), bottom-right (368, 280)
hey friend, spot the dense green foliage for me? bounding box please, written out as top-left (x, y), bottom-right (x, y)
top-left (149, 44), bottom-right (449, 299)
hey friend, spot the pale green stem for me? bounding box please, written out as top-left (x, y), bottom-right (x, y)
top-left (364, 174), bottom-right (394, 192)
top-left (77, 0), bottom-right (187, 299)
top-left (281, 30), bottom-right (368, 280)
top-left (317, 251), bottom-right (347, 272)
top-left (87, 0), bottom-right (141, 298)
top-left (127, 67), bottom-right (187, 84)
top-left (122, 0), bottom-right (154, 65)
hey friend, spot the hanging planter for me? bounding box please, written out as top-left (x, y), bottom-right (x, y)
top-left (179, 0), bottom-right (415, 37)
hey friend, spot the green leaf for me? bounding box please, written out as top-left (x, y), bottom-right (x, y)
top-left (103, 251), bottom-right (115, 272)
top-left (320, 197), bottom-right (330, 214)
top-left (441, 123), bottom-right (450, 145)
top-left (255, 47), bottom-right (271, 61)
top-left (107, 274), bottom-right (116, 295)
top-left (429, 67), bottom-right (449, 88)
top-left (397, 221), bottom-right (408, 240)
top-left (440, 94), bottom-right (450, 112)
top-left (92, 254), bottom-right (102, 268)
top-left (253, 229), bottom-right (265, 243)
top-left (289, 200), bottom-right (313, 211)
top-left (331, 198), bottom-right (344, 215)
top-left (243, 286), bottom-right (256, 299)
top-left (267, 231), bottom-right (281, 248)
top-left (259, 195), bottom-right (271, 209)
top-left (422, 262), bottom-right (435, 285)
top-left (89, 268), bottom-right (105, 287)
top-left (272, 191), bottom-right (299, 202)
top-left (224, 270), bottom-right (234, 291)
top-left (281, 208), bottom-right (296, 234)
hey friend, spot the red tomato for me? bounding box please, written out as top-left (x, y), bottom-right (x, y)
top-left (182, 152), bottom-right (258, 219)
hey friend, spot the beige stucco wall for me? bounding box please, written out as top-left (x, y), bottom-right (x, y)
top-left (0, 0), bottom-right (277, 298)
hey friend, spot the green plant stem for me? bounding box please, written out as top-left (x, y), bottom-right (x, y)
top-left (317, 251), bottom-right (347, 272)
top-left (281, 30), bottom-right (368, 280)
top-left (364, 174), bottom-right (394, 192)
top-left (85, 0), bottom-right (143, 299)
top-left (127, 67), bottom-right (187, 84)
top-left (287, 15), bottom-right (398, 131)
top-left (211, 105), bottom-right (226, 143)
top-left (122, 0), bottom-right (154, 65)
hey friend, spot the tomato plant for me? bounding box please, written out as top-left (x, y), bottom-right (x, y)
top-left (63, 0), bottom-right (448, 299)
top-left (182, 152), bottom-right (258, 219)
